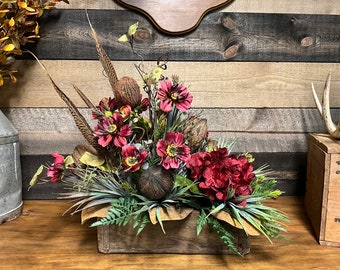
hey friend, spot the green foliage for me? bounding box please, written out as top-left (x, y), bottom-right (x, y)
top-left (91, 197), bottom-right (150, 235)
top-left (196, 210), bottom-right (208, 235)
top-left (196, 209), bottom-right (241, 255)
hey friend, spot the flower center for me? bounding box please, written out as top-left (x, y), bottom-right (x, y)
top-left (171, 92), bottom-right (179, 101)
top-left (125, 156), bottom-right (138, 167)
top-left (105, 111), bottom-right (113, 118)
top-left (166, 144), bottom-right (178, 157)
top-left (107, 124), bottom-right (117, 133)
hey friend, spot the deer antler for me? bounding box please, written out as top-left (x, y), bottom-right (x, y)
top-left (312, 71), bottom-right (340, 139)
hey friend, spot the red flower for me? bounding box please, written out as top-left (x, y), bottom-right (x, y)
top-left (47, 152), bottom-right (66, 183)
top-left (93, 113), bottom-right (131, 148)
top-left (187, 148), bottom-right (255, 205)
top-left (157, 79), bottom-right (193, 112)
top-left (119, 105), bottom-right (131, 118)
top-left (121, 145), bottom-right (148, 172)
top-left (141, 97), bottom-right (150, 111)
top-left (156, 132), bottom-right (191, 169)
top-left (92, 97), bottom-right (118, 120)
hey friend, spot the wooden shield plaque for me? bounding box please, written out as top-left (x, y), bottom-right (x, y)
top-left (115, 0), bottom-right (235, 34)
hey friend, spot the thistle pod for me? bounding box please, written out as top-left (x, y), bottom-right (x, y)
top-left (138, 166), bottom-right (173, 200)
top-left (114, 76), bottom-right (141, 108)
top-left (183, 118), bottom-right (208, 150)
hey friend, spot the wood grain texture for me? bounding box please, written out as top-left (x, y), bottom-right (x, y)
top-left (98, 209), bottom-right (249, 254)
top-left (2, 107), bottom-right (332, 155)
top-left (305, 134), bottom-right (340, 247)
top-left (1, 197), bottom-right (340, 270)
top-left (58, 0), bottom-right (340, 15)
top-left (27, 10), bottom-right (340, 62)
top-left (3, 60), bottom-right (340, 108)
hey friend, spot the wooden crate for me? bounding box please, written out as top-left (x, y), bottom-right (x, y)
top-left (305, 133), bottom-right (340, 246)
top-left (97, 210), bottom-right (250, 255)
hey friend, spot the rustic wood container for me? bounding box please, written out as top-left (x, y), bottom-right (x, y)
top-left (305, 133), bottom-right (340, 246)
top-left (97, 210), bottom-right (250, 255)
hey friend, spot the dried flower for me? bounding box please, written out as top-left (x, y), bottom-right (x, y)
top-left (183, 117), bottom-right (208, 150)
top-left (0, 0), bottom-right (69, 86)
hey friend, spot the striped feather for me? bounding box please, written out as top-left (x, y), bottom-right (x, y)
top-left (86, 10), bottom-right (118, 93)
top-left (47, 74), bottom-right (99, 148)
top-left (72, 84), bottom-right (96, 110)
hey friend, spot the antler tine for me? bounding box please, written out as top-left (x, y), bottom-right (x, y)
top-left (321, 72), bottom-right (340, 136)
top-left (311, 82), bottom-right (322, 115)
top-left (313, 71), bottom-right (340, 139)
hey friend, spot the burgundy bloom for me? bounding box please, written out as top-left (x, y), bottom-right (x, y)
top-left (141, 98), bottom-right (150, 111)
top-left (156, 132), bottom-right (191, 169)
top-left (119, 105), bottom-right (131, 118)
top-left (92, 97), bottom-right (118, 120)
top-left (47, 152), bottom-right (66, 183)
top-left (93, 113), bottom-right (131, 148)
top-left (157, 79), bottom-right (193, 112)
top-left (187, 148), bottom-right (255, 205)
top-left (121, 145), bottom-right (148, 172)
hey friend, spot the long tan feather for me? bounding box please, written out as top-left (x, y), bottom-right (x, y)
top-left (26, 50), bottom-right (108, 156)
top-left (72, 84), bottom-right (96, 110)
top-left (47, 75), bottom-right (98, 147)
top-left (85, 10), bottom-right (118, 93)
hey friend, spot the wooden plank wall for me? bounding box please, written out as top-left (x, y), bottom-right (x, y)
top-left (2, 0), bottom-right (340, 198)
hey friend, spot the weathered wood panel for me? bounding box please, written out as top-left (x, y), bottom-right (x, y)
top-left (2, 107), bottom-right (331, 154)
top-left (58, 0), bottom-right (340, 15)
top-left (3, 107), bottom-right (326, 155)
top-left (24, 10), bottom-right (340, 62)
top-left (3, 60), bottom-right (340, 108)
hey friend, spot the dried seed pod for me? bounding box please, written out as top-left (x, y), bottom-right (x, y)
top-left (114, 76), bottom-right (141, 108)
top-left (183, 117), bottom-right (208, 150)
top-left (72, 144), bottom-right (99, 167)
top-left (138, 166), bottom-right (173, 200)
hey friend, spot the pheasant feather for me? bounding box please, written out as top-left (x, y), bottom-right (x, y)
top-left (47, 74), bottom-right (99, 148)
top-left (72, 84), bottom-right (96, 110)
top-left (86, 10), bottom-right (118, 93)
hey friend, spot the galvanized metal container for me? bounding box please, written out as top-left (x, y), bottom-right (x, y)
top-left (0, 110), bottom-right (22, 224)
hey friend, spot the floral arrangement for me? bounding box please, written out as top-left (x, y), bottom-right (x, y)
top-left (0, 0), bottom-right (69, 86)
top-left (30, 20), bottom-right (288, 255)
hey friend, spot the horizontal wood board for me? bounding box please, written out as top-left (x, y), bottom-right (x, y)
top-left (3, 60), bottom-right (340, 108)
top-left (1, 107), bottom-right (332, 155)
top-left (22, 10), bottom-right (340, 62)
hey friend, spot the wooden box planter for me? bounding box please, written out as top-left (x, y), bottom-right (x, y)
top-left (97, 210), bottom-right (250, 255)
top-left (305, 133), bottom-right (340, 247)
